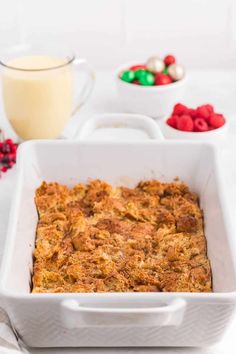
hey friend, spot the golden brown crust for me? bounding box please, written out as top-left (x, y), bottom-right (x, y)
top-left (32, 179), bottom-right (212, 293)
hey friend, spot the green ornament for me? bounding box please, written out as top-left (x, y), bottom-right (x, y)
top-left (134, 69), bottom-right (147, 80)
top-left (121, 70), bottom-right (135, 83)
top-left (139, 72), bottom-right (155, 86)
top-left (162, 68), bottom-right (168, 75)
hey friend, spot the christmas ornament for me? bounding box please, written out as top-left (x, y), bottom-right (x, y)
top-left (155, 73), bottom-right (172, 85)
top-left (146, 56), bottom-right (165, 74)
top-left (120, 70), bottom-right (135, 83)
top-left (134, 69), bottom-right (147, 80)
top-left (130, 64), bottom-right (146, 71)
top-left (168, 64), bottom-right (185, 81)
top-left (119, 54), bottom-right (185, 87)
top-left (139, 72), bottom-right (155, 86)
top-left (164, 55), bottom-right (176, 66)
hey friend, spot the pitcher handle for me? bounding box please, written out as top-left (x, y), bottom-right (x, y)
top-left (72, 58), bottom-right (95, 115)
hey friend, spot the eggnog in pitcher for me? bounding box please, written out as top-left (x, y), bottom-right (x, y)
top-left (2, 55), bottom-right (73, 140)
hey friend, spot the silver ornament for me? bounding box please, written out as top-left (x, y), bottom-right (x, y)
top-left (146, 56), bottom-right (165, 74)
top-left (168, 64), bottom-right (185, 81)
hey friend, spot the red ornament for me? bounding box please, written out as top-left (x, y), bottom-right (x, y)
top-left (164, 55), bottom-right (176, 66)
top-left (155, 73), bottom-right (172, 85)
top-left (129, 64), bottom-right (146, 71)
top-left (176, 115), bottom-right (194, 131)
top-left (194, 118), bottom-right (208, 132)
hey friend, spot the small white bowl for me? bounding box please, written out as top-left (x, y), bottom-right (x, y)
top-left (159, 117), bottom-right (229, 143)
top-left (115, 61), bottom-right (186, 118)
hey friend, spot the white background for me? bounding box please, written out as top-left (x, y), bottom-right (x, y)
top-left (1, 0), bottom-right (236, 69)
top-left (0, 1), bottom-right (236, 353)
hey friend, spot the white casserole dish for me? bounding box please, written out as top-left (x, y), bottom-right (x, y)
top-left (1, 131), bottom-right (236, 347)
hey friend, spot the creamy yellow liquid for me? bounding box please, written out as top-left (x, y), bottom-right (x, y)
top-left (2, 55), bottom-right (73, 140)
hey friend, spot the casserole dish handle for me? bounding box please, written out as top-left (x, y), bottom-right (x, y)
top-left (60, 298), bottom-right (186, 328)
top-left (75, 113), bottom-right (164, 141)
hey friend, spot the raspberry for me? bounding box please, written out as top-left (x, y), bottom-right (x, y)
top-left (176, 115), bottom-right (194, 131)
top-left (166, 116), bottom-right (177, 128)
top-left (196, 106), bottom-right (210, 120)
top-left (173, 103), bottom-right (188, 116)
top-left (164, 55), bottom-right (176, 66)
top-left (188, 108), bottom-right (197, 119)
top-left (209, 114), bottom-right (225, 129)
top-left (204, 104), bottom-right (214, 114)
top-left (194, 118), bottom-right (208, 132)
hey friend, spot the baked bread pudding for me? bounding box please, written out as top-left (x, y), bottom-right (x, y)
top-left (32, 179), bottom-right (212, 293)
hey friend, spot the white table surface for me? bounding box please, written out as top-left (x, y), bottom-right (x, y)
top-left (1, 70), bottom-right (236, 354)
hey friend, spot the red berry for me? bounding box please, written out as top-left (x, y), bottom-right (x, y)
top-left (194, 118), bottom-right (208, 132)
top-left (0, 152), bottom-right (3, 161)
top-left (132, 79), bottom-right (140, 85)
top-left (7, 161), bottom-right (15, 169)
top-left (130, 64), bottom-right (146, 71)
top-left (173, 103), bottom-right (188, 116)
top-left (1, 155), bottom-right (10, 164)
top-left (188, 108), bottom-right (197, 119)
top-left (8, 153), bottom-right (16, 161)
top-left (10, 144), bottom-right (17, 153)
top-left (176, 115), bottom-right (194, 132)
top-left (155, 73), bottom-right (172, 85)
top-left (1, 143), bottom-right (11, 154)
top-left (5, 138), bottom-right (14, 145)
top-left (164, 55), bottom-right (176, 66)
top-left (0, 166), bottom-right (8, 173)
top-left (166, 116), bottom-right (177, 128)
top-left (196, 106), bottom-right (210, 121)
top-left (204, 104), bottom-right (214, 114)
top-left (209, 114), bottom-right (225, 129)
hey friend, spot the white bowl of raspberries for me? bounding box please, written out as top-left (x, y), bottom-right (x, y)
top-left (162, 103), bottom-right (228, 142)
